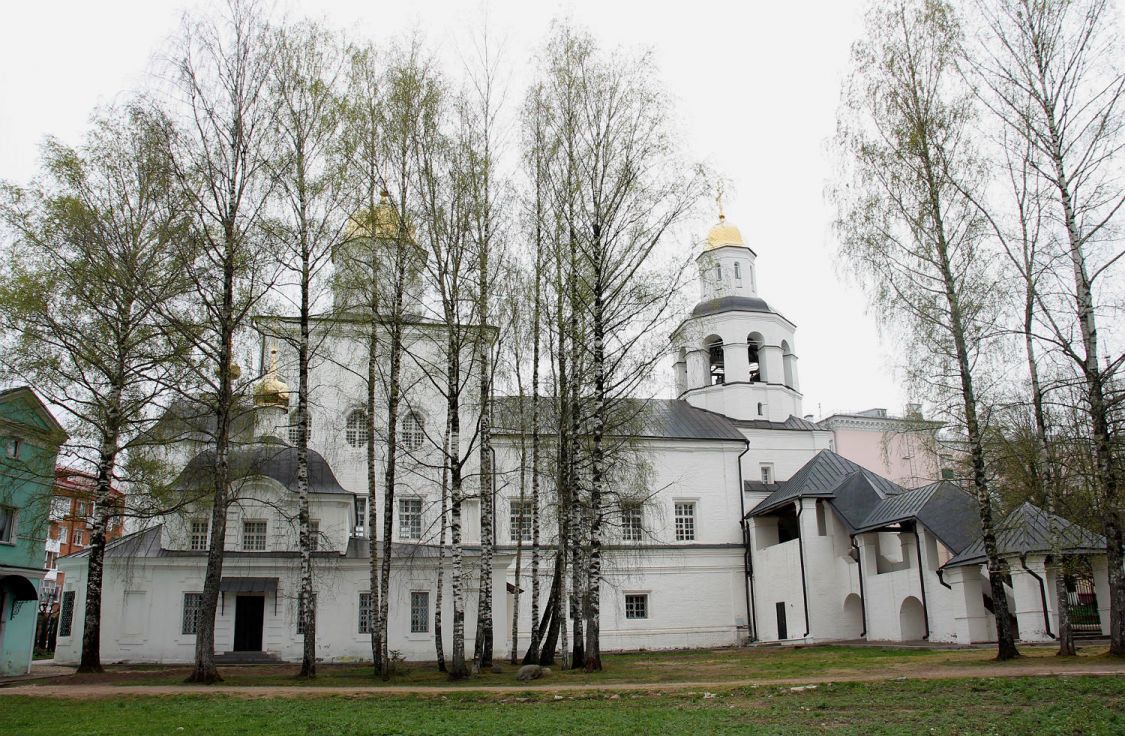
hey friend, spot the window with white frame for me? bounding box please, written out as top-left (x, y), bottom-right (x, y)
top-left (297, 591), bottom-right (316, 634)
top-left (625, 593), bottom-right (649, 620)
top-left (242, 520), bottom-right (267, 551)
top-left (189, 519), bottom-right (209, 551)
top-left (345, 409), bottom-right (369, 447)
top-left (182, 592), bottom-right (203, 635)
top-left (510, 499), bottom-right (532, 543)
top-left (5, 438), bottom-right (20, 459)
top-left (401, 412), bottom-right (425, 451)
top-left (288, 410), bottom-right (312, 444)
top-left (760, 464), bottom-right (773, 485)
top-left (0, 505), bottom-right (16, 543)
top-left (354, 496), bottom-right (368, 536)
top-left (398, 498), bottom-right (422, 540)
top-left (71, 528), bottom-right (84, 546)
top-left (358, 592), bottom-right (373, 633)
top-left (734, 262), bottom-right (742, 280)
top-left (621, 503), bottom-right (643, 542)
top-left (410, 591), bottom-right (429, 633)
top-left (308, 519), bottom-right (320, 551)
top-left (674, 501), bottom-right (696, 542)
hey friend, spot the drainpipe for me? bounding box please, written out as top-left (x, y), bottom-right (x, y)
top-left (850, 536), bottom-right (867, 638)
top-left (912, 524), bottom-right (931, 641)
top-left (1020, 554), bottom-right (1055, 639)
top-left (796, 501), bottom-right (811, 639)
top-left (735, 441), bottom-right (755, 641)
top-left (936, 568), bottom-right (952, 590)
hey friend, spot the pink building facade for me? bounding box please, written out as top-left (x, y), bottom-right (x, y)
top-left (818, 407), bottom-right (953, 489)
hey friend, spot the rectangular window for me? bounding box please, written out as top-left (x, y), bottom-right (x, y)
top-left (0, 505), bottom-right (15, 543)
top-left (410, 591), bottom-right (429, 634)
top-left (76, 502), bottom-right (87, 518)
top-left (189, 519), bottom-right (209, 551)
top-left (358, 592), bottom-right (373, 634)
top-left (242, 520), bottom-right (267, 551)
top-left (297, 592), bottom-right (316, 634)
top-left (398, 498), bottom-right (422, 540)
top-left (510, 499), bottom-right (532, 543)
top-left (182, 592), bottom-right (203, 635)
top-left (59, 590), bottom-right (75, 636)
top-left (621, 504), bottom-right (643, 543)
top-left (354, 496), bottom-right (368, 536)
top-left (674, 502), bottom-right (696, 542)
top-left (71, 528), bottom-right (84, 546)
top-left (760, 464), bottom-right (773, 484)
top-left (45, 551), bottom-right (58, 569)
top-left (5, 438), bottom-right (19, 459)
top-left (734, 262), bottom-right (742, 280)
top-left (625, 593), bottom-right (648, 620)
top-left (308, 520), bottom-right (320, 551)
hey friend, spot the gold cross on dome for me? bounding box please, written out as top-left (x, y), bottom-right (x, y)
top-left (716, 184), bottom-right (725, 221)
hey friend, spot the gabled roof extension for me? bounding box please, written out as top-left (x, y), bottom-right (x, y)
top-left (943, 502), bottom-right (1106, 568)
top-left (749, 450), bottom-right (905, 521)
top-left (855, 481), bottom-right (981, 554)
top-left (173, 439), bottom-right (352, 496)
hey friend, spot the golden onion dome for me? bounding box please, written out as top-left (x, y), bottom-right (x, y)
top-left (253, 347), bottom-right (290, 410)
top-left (705, 214), bottom-right (746, 250)
top-left (343, 190), bottom-right (413, 243)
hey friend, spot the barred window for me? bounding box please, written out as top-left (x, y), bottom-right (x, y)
top-left (410, 591), bottom-right (429, 634)
top-left (182, 593), bottom-right (203, 635)
top-left (288, 410), bottom-right (312, 444)
top-left (297, 591), bottom-right (316, 635)
top-left (398, 498), bottom-right (422, 540)
top-left (358, 592), bottom-right (373, 634)
top-left (510, 499), bottom-right (532, 543)
top-left (674, 502), bottom-right (696, 542)
top-left (308, 520), bottom-right (319, 551)
top-left (621, 504), bottom-right (643, 542)
top-left (59, 590), bottom-right (75, 637)
top-left (189, 519), bottom-right (209, 551)
top-left (625, 593), bottom-right (648, 620)
top-left (345, 409), bottom-right (369, 448)
top-left (401, 412), bottom-right (425, 451)
top-left (243, 520), bottom-right (267, 551)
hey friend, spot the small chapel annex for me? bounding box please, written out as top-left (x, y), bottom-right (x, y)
top-left (52, 207), bottom-right (1113, 664)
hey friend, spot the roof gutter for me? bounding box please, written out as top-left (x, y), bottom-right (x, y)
top-left (735, 441), bottom-right (755, 642)
top-left (912, 524), bottom-right (931, 641)
top-left (796, 501), bottom-right (811, 639)
top-left (1020, 554), bottom-right (1055, 639)
top-left (850, 536), bottom-right (867, 638)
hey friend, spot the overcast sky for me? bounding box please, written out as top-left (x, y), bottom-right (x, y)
top-left (0, 0), bottom-right (921, 420)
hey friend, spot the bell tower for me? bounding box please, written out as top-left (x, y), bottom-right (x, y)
top-left (670, 206), bottom-right (802, 423)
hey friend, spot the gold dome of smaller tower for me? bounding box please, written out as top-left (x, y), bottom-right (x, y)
top-left (253, 346), bottom-right (290, 410)
top-left (343, 190), bottom-right (412, 242)
top-left (705, 214), bottom-right (746, 249)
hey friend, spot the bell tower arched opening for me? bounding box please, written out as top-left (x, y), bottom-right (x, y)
top-left (748, 332), bottom-right (765, 383)
top-left (706, 336), bottom-right (725, 385)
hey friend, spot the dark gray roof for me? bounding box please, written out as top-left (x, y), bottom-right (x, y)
top-left (735, 415), bottom-right (823, 432)
top-left (174, 440), bottom-right (351, 496)
top-left (944, 502), bottom-right (1106, 568)
top-left (493, 397), bottom-right (745, 443)
top-left (749, 450), bottom-right (905, 521)
top-left (855, 481), bottom-right (981, 554)
top-left (66, 525), bottom-right (164, 559)
top-left (691, 296), bottom-right (773, 318)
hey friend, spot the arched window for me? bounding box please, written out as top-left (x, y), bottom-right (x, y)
top-left (401, 412), bottom-right (425, 451)
top-left (706, 336), bottom-right (724, 385)
top-left (748, 332), bottom-right (764, 383)
top-left (781, 340), bottom-right (795, 388)
top-left (734, 262), bottom-right (742, 280)
top-left (757, 402), bottom-right (764, 417)
top-left (345, 409), bottom-right (369, 447)
top-left (288, 410), bottom-right (312, 444)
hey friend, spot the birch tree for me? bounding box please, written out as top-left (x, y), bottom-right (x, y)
top-left (970, 0), bottom-right (1125, 656)
top-left (263, 20), bottom-right (350, 678)
top-left (161, 0), bottom-right (279, 683)
top-left (835, 0), bottom-right (1020, 660)
top-left (0, 104), bottom-right (189, 673)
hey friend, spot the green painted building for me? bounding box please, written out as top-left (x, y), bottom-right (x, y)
top-left (0, 387), bottom-right (66, 676)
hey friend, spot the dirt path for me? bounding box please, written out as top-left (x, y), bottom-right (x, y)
top-left (3, 661), bottom-right (1124, 699)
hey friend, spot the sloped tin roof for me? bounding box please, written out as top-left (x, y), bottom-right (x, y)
top-left (173, 440), bottom-right (351, 496)
top-left (492, 397), bottom-right (745, 443)
top-left (856, 481), bottom-right (981, 554)
top-left (943, 501), bottom-right (1106, 568)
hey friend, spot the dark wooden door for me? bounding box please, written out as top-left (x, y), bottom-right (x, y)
top-left (233, 595), bottom-right (264, 651)
top-left (776, 602), bottom-right (787, 640)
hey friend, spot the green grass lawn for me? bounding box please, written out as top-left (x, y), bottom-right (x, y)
top-left (5, 676), bottom-right (1125, 735)
top-left (36, 642), bottom-right (1117, 688)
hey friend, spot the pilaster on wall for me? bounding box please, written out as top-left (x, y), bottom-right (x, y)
top-left (686, 350), bottom-right (709, 390)
top-left (942, 566), bottom-right (991, 643)
top-left (723, 342), bottom-right (751, 383)
top-left (1009, 555), bottom-right (1056, 643)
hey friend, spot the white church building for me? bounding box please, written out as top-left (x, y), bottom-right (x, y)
top-left (53, 208), bottom-right (1112, 664)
